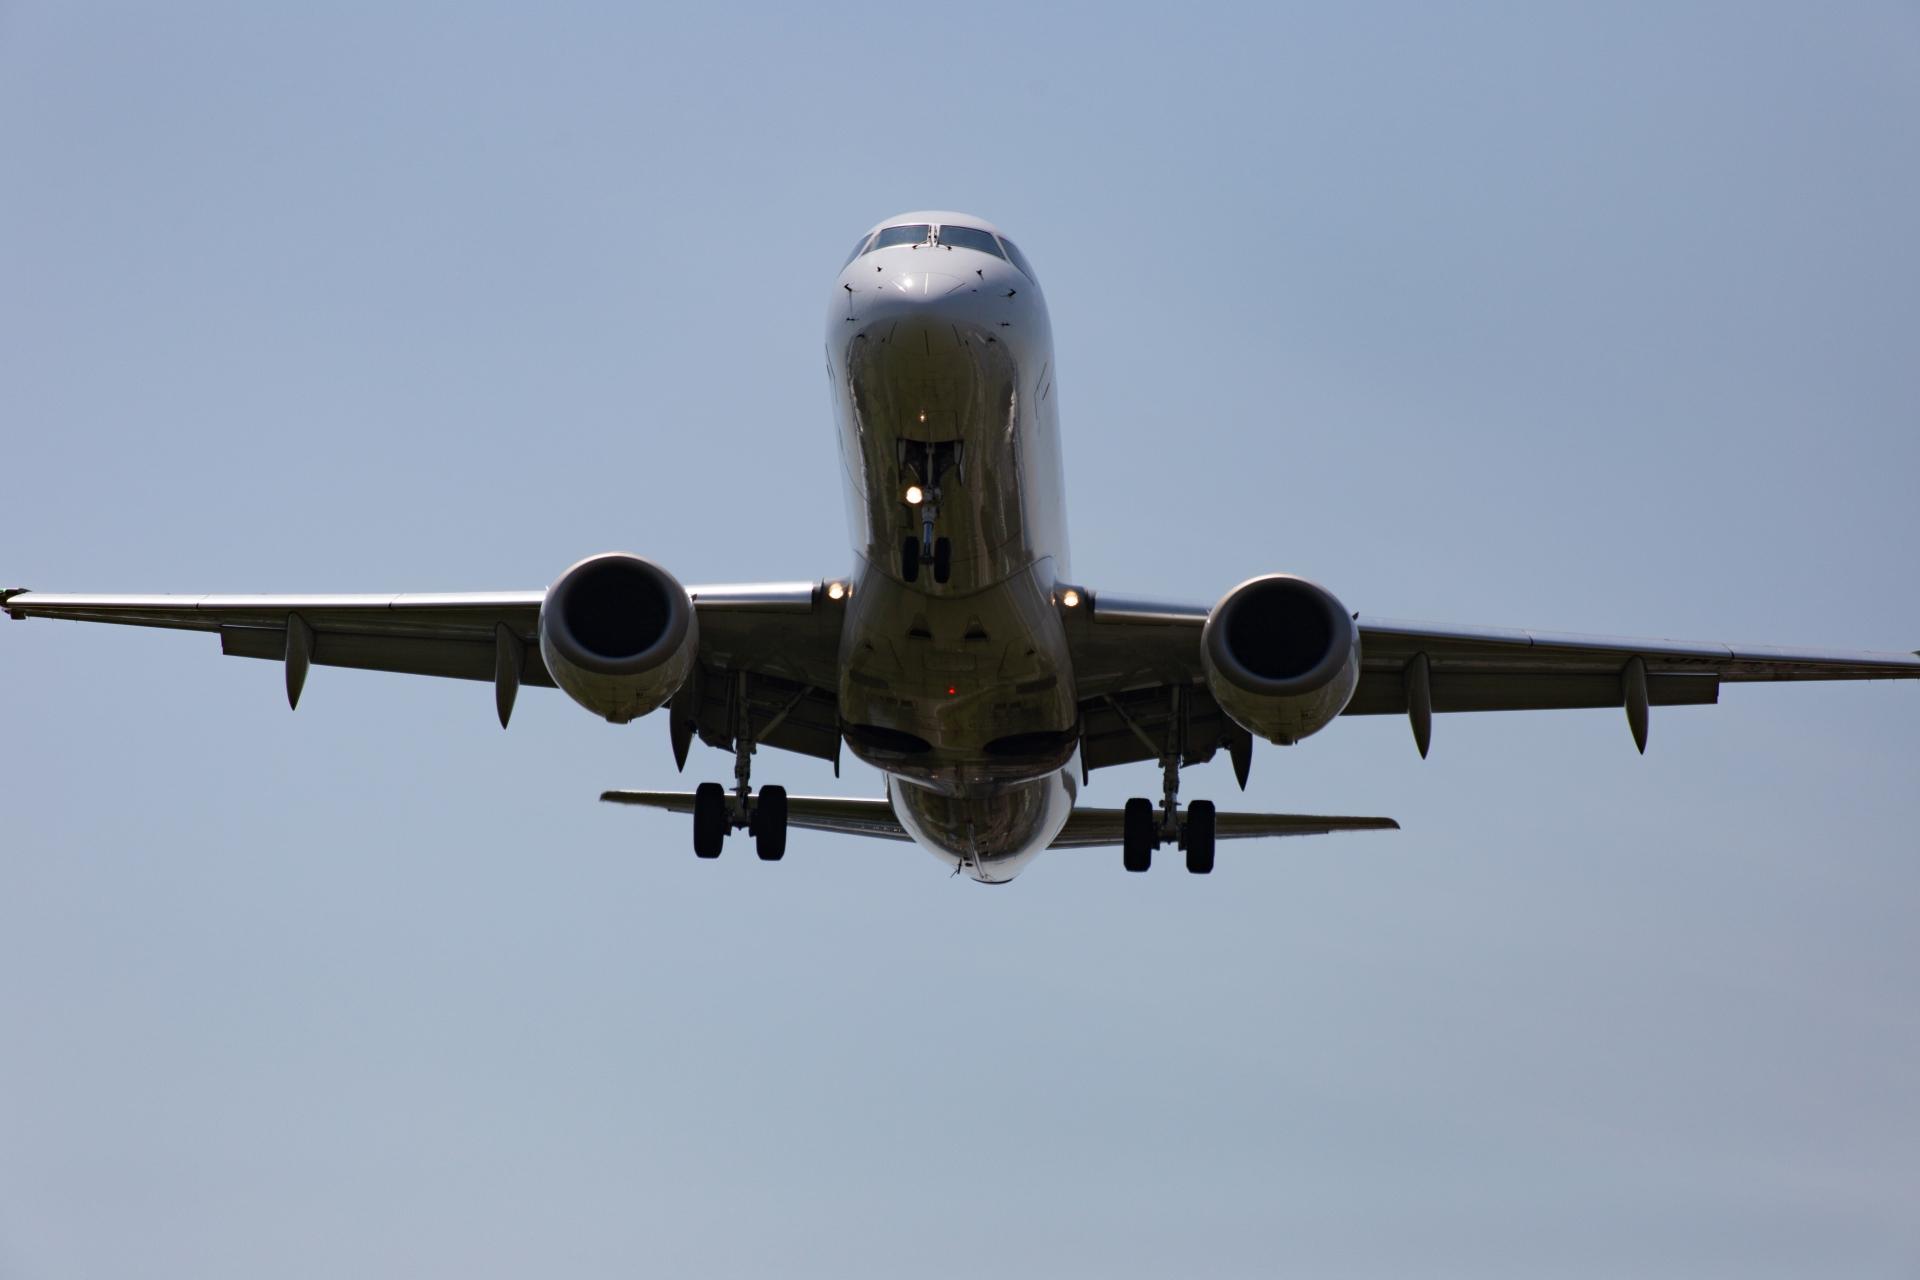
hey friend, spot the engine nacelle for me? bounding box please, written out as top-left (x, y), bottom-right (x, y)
top-left (539, 553), bottom-right (698, 723)
top-left (1201, 574), bottom-right (1360, 745)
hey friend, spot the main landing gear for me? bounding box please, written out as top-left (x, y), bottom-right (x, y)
top-left (691, 718), bottom-right (788, 860)
top-left (1122, 746), bottom-right (1216, 875)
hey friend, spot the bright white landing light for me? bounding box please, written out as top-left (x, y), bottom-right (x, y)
top-left (903, 484), bottom-right (925, 506)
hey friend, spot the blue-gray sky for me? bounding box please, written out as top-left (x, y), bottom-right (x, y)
top-left (3, 3), bottom-right (1917, 1276)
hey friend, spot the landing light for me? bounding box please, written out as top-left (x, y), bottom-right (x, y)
top-left (826, 581), bottom-right (847, 601)
top-left (903, 484), bottom-right (925, 506)
top-left (1060, 588), bottom-right (1081, 608)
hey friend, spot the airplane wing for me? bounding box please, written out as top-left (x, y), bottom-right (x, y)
top-left (0, 582), bottom-right (847, 761)
top-left (1068, 592), bottom-right (1920, 771)
top-left (600, 789), bottom-right (1397, 847)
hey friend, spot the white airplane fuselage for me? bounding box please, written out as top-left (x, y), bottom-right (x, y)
top-left (826, 212), bottom-right (1076, 882)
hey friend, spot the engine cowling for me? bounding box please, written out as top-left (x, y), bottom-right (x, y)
top-left (1201, 574), bottom-right (1360, 745)
top-left (539, 553), bottom-right (698, 723)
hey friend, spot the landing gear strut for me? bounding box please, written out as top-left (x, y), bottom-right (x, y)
top-left (1120, 687), bottom-right (1216, 874)
top-left (900, 440), bottom-right (957, 585)
top-left (689, 674), bottom-right (789, 860)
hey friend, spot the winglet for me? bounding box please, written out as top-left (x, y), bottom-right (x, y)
top-left (2, 588), bottom-right (27, 619)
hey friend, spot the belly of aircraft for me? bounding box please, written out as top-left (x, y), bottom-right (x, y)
top-left (841, 311), bottom-right (1035, 590)
top-left (834, 300), bottom-right (1076, 777)
top-left (830, 271), bottom-right (1076, 873)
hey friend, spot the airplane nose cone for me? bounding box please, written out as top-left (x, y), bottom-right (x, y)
top-left (883, 270), bottom-right (966, 298)
top-left (835, 257), bottom-right (1016, 335)
top-left (841, 267), bottom-right (978, 332)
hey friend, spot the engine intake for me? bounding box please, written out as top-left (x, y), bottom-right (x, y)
top-left (1201, 574), bottom-right (1360, 744)
top-left (539, 553), bottom-right (697, 723)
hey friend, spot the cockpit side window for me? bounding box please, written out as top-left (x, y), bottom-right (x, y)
top-left (868, 224), bottom-right (932, 252)
top-left (999, 237), bottom-right (1039, 284)
top-left (935, 225), bottom-right (1006, 260)
top-left (843, 234), bottom-right (873, 267)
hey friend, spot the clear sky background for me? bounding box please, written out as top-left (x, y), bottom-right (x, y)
top-left (3, 3), bottom-right (1917, 1276)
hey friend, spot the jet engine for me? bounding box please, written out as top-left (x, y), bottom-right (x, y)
top-left (1200, 574), bottom-right (1360, 745)
top-left (539, 553), bottom-right (698, 723)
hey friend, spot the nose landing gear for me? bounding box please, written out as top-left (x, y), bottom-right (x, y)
top-left (899, 439), bottom-right (957, 585)
top-left (901, 535), bottom-right (952, 584)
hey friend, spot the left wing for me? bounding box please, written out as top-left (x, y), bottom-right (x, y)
top-left (1, 582), bottom-right (844, 758)
top-left (601, 790), bottom-right (1398, 847)
top-left (1068, 591), bottom-right (1920, 771)
top-left (2, 587), bottom-right (552, 686)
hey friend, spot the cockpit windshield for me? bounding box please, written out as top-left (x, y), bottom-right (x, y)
top-left (869, 224), bottom-right (932, 251)
top-left (998, 237), bottom-right (1038, 284)
top-left (849, 221), bottom-right (1039, 284)
top-left (934, 225), bottom-right (1005, 260)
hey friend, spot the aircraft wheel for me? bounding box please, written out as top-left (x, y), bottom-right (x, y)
top-left (901, 537), bottom-right (920, 582)
top-left (754, 785), bottom-right (788, 861)
top-left (693, 782), bottom-right (727, 858)
top-left (1184, 800), bottom-right (1216, 875)
top-left (932, 537), bottom-right (952, 584)
top-left (1122, 797), bottom-right (1154, 872)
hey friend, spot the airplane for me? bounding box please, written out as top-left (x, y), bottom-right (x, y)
top-left (7, 210), bottom-right (1918, 884)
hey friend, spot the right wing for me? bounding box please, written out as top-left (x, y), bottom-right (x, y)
top-left (1067, 591), bottom-right (1920, 772)
top-left (601, 790), bottom-right (1397, 848)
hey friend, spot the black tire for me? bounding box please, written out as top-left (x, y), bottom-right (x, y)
top-left (901, 537), bottom-right (920, 582)
top-left (1122, 797), bottom-right (1155, 872)
top-left (754, 785), bottom-right (788, 861)
top-left (932, 537), bottom-right (952, 584)
top-left (693, 782), bottom-right (727, 858)
top-left (1184, 800), bottom-right (1216, 875)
